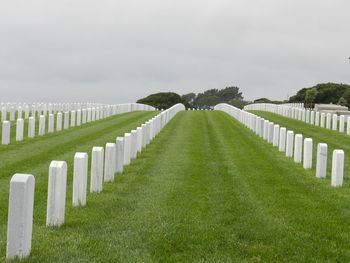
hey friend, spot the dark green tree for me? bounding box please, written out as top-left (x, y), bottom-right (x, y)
top-left (305, 88), bottom-right (318, 103)
top-left (191, 86), bottom-right (244, 108)
top-left (195, 95), bottom-right (221, 108)
top-left (137, 92), bottom-right (190, 109)
top-left (338, 97), bottom-right (347, 106)
top-left (181, 93), bottom-right (196, 104)
top-left (137, 86), bottom-right (245, 110)
top-left (218, 86), bottom-right (243, 101)
top-left (289, 88), bottom-right (308, 102)
top-left (289, 83), bottom-right (350, 105)
top-left (340, 88), bottom-right (350, 108)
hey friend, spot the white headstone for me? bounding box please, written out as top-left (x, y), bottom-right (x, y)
top-left (91, 147), bottom-right (104, 193)
top-left (263, 120), bottom-right (269, 140)
top-left (310, 111), bottom-right (315, 125)
top-left (2, 121), bottom-right (10, 145)
top-left (70, 111), bottom-right (76, 127)
top-left (294, 134), bottom-right (303, 163)
top-left (6, 174), bottom-right (35, 259)
top-left (56, 112), bottom-right (62, 131)
top-left (273, 124), bottom-right (279, 147)
top-left (130, 130), bottom-right (138, 159)
top-left (267, 122), bottom-right (274, 144)
top-left (72, 152), bottom-right (88, 206)
top-left (278, 127), bottom-right (286, 152)
top-left (136, 127), bottom-right (143, 153)
top-left (303, 138), bottom-right (312, 169)
top-left (141, 123), bottom-right (147, 148)
top-left (316, 143), bottom-right (327, 178)
top-left (92, 108), bottom-right (96, 121)
top-left (39, 115), bottom-right (45, 136)
top-left (332, 114), bottom-right (338, 131)
top-left (259, 119), bottom-right (264, 138)
top-left (82, 109), bottom-right (87, 124)
top-left (326, 113), bottom-right (331, 129)
top-left (87, 108), bottom-right (92, 122)
top-left (1, 107), bottom-right (6, 121)
top-left (95, 108), bottom-right (100, 120)
top-left (255, 117), bottom-right (260, 135)
top-left (28, 117), bottom-right (35, 138)
top-left (331, 149), bottom-right (344, 187)
top-left (124, 133), bottom-right (131, 165)
top-left (145, 122), bottom-right (151, 145)
top-left (16, 118), bottom-right (24, 141)
top-left (286, 130), bottom-right (294, 157)
top-left (104, 143), bottom-right (116, 182)
top-left (63, 112), bottom-right (69, 130)
top-left (347, 116), bottom-right (350, 136)
top-left (116, 137), bottom-right (124, 174)
top-left (315, 111), bottom-right (320, 126)
top-left (76, 109), bottom-right (82, 126)
top-left (320, 113), bottom-right (325, 128)
top-left (339, 115), bottom-right (345, 133)
top-left (48, 114), bottom-right (54, 133)
top-left (46, 161), bottom-right (67, 226)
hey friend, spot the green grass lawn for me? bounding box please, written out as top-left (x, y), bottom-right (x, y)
top-left (3, 110), bottom-right (350, 262)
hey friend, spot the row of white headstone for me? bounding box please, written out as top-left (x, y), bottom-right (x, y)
top-left (1, 103), bottom-right (155, 145)
top-left (187, 108), bottom-right (211, 111)
top-left (1, 102), bottom-right (152, 120)
top-left (244, 103), bottom-right (350, 135)
top-left (5, 103), bottom-right (185, 259)
top-left (283, 103), bottom-right (305, 109)
top-left (215, 103), bottom-right (345, 186)
top-left (1, 103), bottom-right (154, 121)
top-left (1, 102), bottom-right (101, 115)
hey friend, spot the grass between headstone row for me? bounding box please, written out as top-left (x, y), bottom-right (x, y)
top-left (5, 110), bottom-right (350, 262)
top-left (250, 110), bottom-right (350, 186)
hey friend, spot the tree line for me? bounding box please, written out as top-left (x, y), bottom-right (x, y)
top-left (137, 87), bottom-right (247, 110)
top-left (136, 82), bottom-right (350, 110)
top-left (289, 83), bottom-right (350, 108)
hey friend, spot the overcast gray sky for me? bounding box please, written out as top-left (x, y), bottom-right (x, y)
top-left (0, 0), bottom-right (349, 103)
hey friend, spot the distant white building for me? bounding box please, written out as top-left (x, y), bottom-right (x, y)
top-left (314, 104), bottom-right (350, 115)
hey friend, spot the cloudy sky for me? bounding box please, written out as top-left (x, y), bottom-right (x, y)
top-left (0, 0), bottom-right (349, 103)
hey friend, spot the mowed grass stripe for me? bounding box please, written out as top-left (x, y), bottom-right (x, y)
top-left (250, 110), bottom-right (350, 185)
top-left (7, 110), bottom-right (350, 262)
